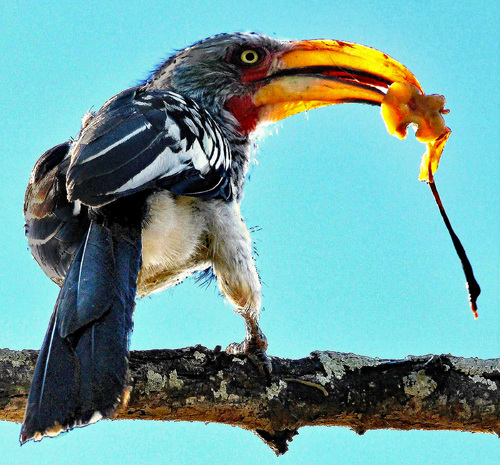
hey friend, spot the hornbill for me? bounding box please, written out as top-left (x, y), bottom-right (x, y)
top-left (22, 32), bottom-right (423, 443)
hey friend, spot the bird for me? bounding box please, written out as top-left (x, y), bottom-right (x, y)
top-left (21, 32), bottom-right (422, 443)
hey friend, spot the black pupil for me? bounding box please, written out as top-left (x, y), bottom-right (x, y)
top-left (244, 51), bottom-right (256, 62)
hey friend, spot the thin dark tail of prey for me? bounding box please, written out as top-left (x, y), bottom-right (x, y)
top-left (20, 217), bottom-right (142, 443)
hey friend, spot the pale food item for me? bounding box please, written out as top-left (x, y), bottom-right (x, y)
top-left (381, 82), bottom-right (480, 318)
top-left (381, 82), bottom-right (451, 182)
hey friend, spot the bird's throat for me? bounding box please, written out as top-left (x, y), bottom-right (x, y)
top-left (225, 94), bottom-right (261, 135)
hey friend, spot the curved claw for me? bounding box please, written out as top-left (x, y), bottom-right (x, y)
top-left (226, 341), bottom-right (272, 382)
top-left (249, 350), bottom-right (273, 382)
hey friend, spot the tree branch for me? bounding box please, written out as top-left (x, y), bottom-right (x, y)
top-left (1, 347), bottom-right (499, 455)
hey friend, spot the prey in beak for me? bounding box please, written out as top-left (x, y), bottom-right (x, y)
top-left (227, 39), bottom-right (423, 131)
top-left (226, 37), bottom-right (480, 317)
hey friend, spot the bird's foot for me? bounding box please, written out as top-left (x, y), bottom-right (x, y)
top-left (226, 321), bottom-right (272, 381)
top-left (226, 341), bottom-right (272, 381)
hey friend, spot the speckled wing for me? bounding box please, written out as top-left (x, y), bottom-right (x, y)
top-left (67, 87), bottom-right (232, 207)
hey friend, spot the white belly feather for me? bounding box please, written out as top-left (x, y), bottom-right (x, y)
top-left (141, 192), bottom-right (205, 269)
top-left (137, 191), bottom-right (209, 296)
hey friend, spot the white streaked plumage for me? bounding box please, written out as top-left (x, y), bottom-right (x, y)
top-left (67, 88), bottom-right (232, 205)
top-left (111, 144), bottom-right (188, 195)
top-left (77, 122), bottom-right (152, 165)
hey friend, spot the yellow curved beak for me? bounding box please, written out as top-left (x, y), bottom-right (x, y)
top-left (254, 39), bottom-right (422, 123)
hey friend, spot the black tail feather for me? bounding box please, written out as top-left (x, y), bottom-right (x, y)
top-left (21, 220), bottom-right (141, 443)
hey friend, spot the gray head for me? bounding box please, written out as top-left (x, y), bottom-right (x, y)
top-left (142, 32), bottom-right (421, 136)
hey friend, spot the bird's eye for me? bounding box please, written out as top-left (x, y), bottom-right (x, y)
top-left (239, 49), bottom-right (262, 66)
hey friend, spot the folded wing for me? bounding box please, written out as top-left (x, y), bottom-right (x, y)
top-left (67, 87), bottom-right (233, 207)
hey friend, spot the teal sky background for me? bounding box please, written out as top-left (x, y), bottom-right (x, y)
top-left (1, 1), bottom-right (498, 464)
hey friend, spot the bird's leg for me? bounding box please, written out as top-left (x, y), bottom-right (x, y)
top-left (207, 201), bottom-right (271, 377)
top-left (226, 308), bottom-right (270, 377)
top-left (227, 309), bottom-right (268, 354)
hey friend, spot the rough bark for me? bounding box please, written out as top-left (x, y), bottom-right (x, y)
top-left (1, 347), bottom-right (498, 455)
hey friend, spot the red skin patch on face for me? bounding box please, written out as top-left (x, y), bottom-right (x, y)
top-left (225, 94), bottom-right (261, 135)
top-left (239, 67), bottom-right (271, 83)
top-left (223, 51), bottom-right (279, 134)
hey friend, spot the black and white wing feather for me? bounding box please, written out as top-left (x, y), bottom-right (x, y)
top-left (67, 86), bottom-right (232, 207)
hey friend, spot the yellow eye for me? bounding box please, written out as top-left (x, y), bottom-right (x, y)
top-left (240, 49), bottom-right (260, 64)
